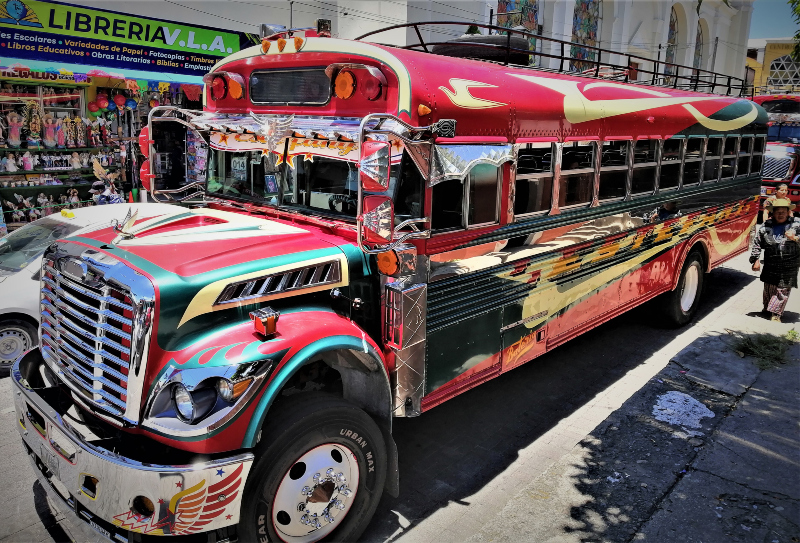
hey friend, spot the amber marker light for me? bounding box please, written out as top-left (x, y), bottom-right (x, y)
top-left (293, 37), bottom-right (304, 50)
top-left (376, 249), bottom-right (399, 275)
top-left (227, 76), bottom-right (244, 100)
top-left (335, 70), bottom-right (356, 100)
top-left (277, 38), bottom-right (287, 52)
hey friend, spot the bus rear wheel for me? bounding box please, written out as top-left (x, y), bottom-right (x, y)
top-left (663, 251), bottom-right (705, 327)
top-left (240, 392), bottom-right (387, 543)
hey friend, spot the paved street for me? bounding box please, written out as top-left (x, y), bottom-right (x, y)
top-left (1, 251), bottom-right (797, 543)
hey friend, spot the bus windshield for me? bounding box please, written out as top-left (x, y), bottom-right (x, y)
top-left (761, 100), bottom-right (800, 114)
top-left (206, 148), bottom-right (423, 222)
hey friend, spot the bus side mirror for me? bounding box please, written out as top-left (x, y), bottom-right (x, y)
top-left (359, 141), bottom-right (391, 192)
top-left (360, 195), bottom-right (394, 244)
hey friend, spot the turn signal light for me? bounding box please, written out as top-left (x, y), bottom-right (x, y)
top-left (376, 250), bottom-right (399, 275)
top-left (204, 72), bottom-right (246, 101)
top-left (335, 70), bottom-right (356, 100)
top-left (210, 75), bottom-right (227, 100)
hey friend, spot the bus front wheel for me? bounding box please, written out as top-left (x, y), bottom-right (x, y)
top-left (663, 251), bottom-right (705, 327)
top-left (240, 392), bottom-right (387, 543)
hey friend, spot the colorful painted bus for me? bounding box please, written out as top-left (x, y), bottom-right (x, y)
top-left (12, 22), bottom-right (765, 543)
top-left (752, 93), bottom-right (800, 206)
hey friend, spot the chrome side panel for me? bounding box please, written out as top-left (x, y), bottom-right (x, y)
top-left (383, 247), bottom-right (429, 418)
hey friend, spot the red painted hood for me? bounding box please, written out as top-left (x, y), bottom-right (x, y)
top-left (78, 207), bottom-right (337, 276)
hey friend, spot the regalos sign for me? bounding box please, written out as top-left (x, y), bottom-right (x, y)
top-left (0, 0), bottom-right (247, 57)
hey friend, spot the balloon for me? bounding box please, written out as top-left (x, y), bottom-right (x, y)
top-left (96, 97), bottom-right (109, 109)
top-left (113, 94), bottom-right (126, 107)
top-left (148, 98), bottom-right (159, 108)
top-left (125, 99), bottom-right (138, 110)
top-left (106, 101), bottom-right (117, 112)
top-left (87, 102), bottom-right (99, 112)
top-left (89, 110), bottom-right (101, 117)
top-left (96, 92), bottom-right (108, 100)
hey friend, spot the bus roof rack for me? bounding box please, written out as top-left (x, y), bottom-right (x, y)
top-left (356, 21), bottom-right (748, 97)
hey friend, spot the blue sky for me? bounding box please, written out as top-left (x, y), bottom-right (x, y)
top-left (750, 0), bottom-right (797, 39)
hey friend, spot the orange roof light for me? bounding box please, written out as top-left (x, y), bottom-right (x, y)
top-left (335, 70), bottom-right (356, 100)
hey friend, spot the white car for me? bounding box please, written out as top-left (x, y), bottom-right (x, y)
top-left (0, 203), bottom-right (182, 373)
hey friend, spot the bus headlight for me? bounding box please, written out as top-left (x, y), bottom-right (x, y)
top-left (173, 384), bottom-right (194, 422)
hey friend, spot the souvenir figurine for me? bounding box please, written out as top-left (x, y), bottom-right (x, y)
top-left (70, 152), bottom-right (82, 169)
top-left (0, 117), bottom-right (6, 148)
top-left (100, 152), bottom-right (108, 167)
top-left (68, 188), bottom-right (80, 208)
top-left (74, 116), bottom-right (86, 148)
top-left (56, 118), bottom-right (66, 148)
top-left (99, 119), bottom-right (111, 146)
top-left (58, 194), bottom-right (68, 208)
top-left (44, 195), bottom-right (54, 215)
top-left (22, 151), bottom-right (33, 171)
top-left (5, 153), bottom-right (17, 172)
top-left (42, 113), bottom-right (58, 148)
top-left (24, 101), bottom-right (43, 148)
top-left (12, 204), bottom-right (25, 223)
top-left (6, 112), bottom-right (23, 148)
top-left (80, 152), bottom-right (89, 168)
top-left (64, 118), bottom-right (76, 148)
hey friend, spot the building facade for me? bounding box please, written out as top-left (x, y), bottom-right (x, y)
top-left (747, 37), bottom-right (800, 94)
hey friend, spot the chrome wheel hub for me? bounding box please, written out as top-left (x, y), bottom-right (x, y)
top-left (680, 264), bottom-right (700, 313)
top-left (0, 327), bottom-right (31, 366)
top-left (272, 443), bottom-right (359, 543)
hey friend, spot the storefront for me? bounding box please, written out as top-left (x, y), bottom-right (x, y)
top-left (0, 0), bottom-right (257, 234)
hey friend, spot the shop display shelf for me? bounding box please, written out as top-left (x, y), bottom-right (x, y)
top-left (3, 147), bottom-right (115, 153)
top-left (0, 183), bottom-right (92, 191)
top-left (0, 166), bottom-right (118, 177)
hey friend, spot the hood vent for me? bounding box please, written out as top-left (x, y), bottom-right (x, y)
top-left (215, 260), bottom-right (342, 306)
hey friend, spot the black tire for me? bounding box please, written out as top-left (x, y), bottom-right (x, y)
top-left (0, 319), bottom-right (37, 376)
top-left (239, 392), bottom-right (387, 543)
top-left (662, 251), bottom-right (705, 327)
top-left (431, 34), bottom-right (532, 65)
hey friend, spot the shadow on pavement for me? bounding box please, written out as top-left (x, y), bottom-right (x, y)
top-left (361, 265), bottom-right (757, 541)
top-left (33, 481), bottom-right (71, 543)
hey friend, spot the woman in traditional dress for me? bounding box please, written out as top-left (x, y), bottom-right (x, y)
top-left (750, 198), bottom-right (800, 322)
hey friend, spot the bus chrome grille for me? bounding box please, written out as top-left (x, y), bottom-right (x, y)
top-left (762, 156), bottom-right (792, 180)
top-left (39, 255), bottom-right (137, 419)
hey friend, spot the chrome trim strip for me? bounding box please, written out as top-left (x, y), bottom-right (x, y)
top-left (43, 275), bottom-right (134, 312)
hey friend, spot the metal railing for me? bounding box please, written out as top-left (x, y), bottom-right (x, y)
top-left (356, 22), bottom-right (748, 97)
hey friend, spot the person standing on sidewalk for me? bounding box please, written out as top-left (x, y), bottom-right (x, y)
top-left (750, 198), bottom-right (800, 322)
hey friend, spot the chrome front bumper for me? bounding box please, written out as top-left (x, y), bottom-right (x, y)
top-left (12, 349), bottom-right (254, 541)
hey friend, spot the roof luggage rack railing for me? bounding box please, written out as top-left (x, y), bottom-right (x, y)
top-left (356, 21), bottom-right (748, 97)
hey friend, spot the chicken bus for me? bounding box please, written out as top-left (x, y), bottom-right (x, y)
top-left (12, 21), bottom-right (765, 543)
top-left (752, 93), bottom-right (800, 206)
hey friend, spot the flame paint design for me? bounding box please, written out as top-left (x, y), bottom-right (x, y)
top-left (112, 464), bottom-right (243, 535)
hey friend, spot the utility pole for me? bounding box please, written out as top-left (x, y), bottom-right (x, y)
top-left (289, 0), bottom-right (294, 29)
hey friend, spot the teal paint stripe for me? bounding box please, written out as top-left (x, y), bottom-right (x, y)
top-left (241, 335), bottom-right (382, 448)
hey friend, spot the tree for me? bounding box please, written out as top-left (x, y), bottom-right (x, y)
top-left (791, 0), bottom-right (800, 61)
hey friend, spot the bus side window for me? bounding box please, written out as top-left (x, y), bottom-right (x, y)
top-left (751, 137), bottom-right (766, 174)
top-left (468, 163), bottom-right (500, 225)
top-left (660, 138), bottom-right (682, 190)
top-left (704, 137), bottom-right (723, 182)
top-left (515, 143), bottom-right (553, 216)
top-left (738, 136), bottom-right (753, 176)
top-left (631, 139), bottom-right (658, 195)
top-left (682, 137), bottom-right (704, 186)
top-left (721, 136), bottom-right (738, 179)
top-left (560, 141), bottom-right (595, 207)
top-left (431, 179), bottom-right (464, 230)
top-left (599, 140), bottom-right (628, 200)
